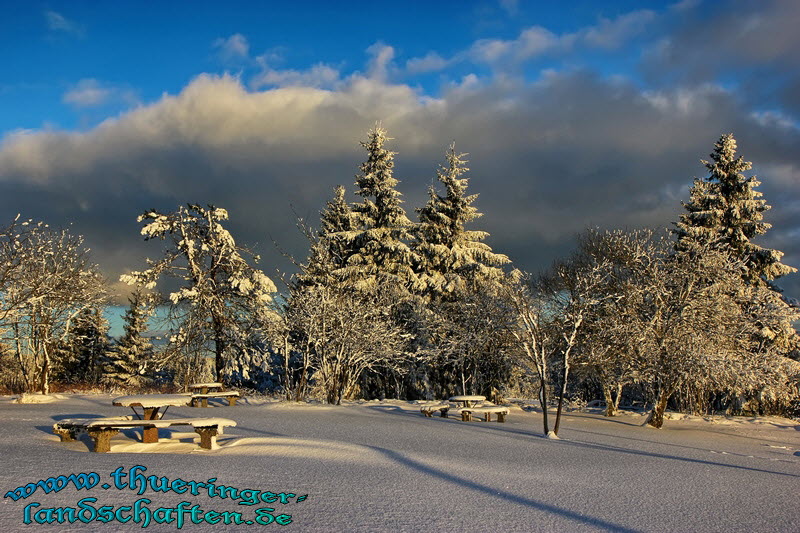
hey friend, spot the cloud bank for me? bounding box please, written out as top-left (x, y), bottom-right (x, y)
top-left (1, 1), bottom-right (797, 300)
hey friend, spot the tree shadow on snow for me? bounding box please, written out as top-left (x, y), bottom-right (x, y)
top-left (393, 414), bottom-right (800, 479)
top-left (556, 438), bottom-right (800, 478)
top-left (364, 405), bottom-right (430, 419)
top-left (366, 444), bottom-right (640, 532)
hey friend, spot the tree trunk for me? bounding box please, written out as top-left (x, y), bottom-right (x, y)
top-left (539, 373), bottom-right (549, 435)
top-left (213, 319), bottom-right (226, 383)
top-left (13, 322), bottom-right (32, 392)
top-left (553, 357), bottom-right (570, 435)
top-left (646, 389), bottom-right (671, 428)
top-left (40, 344), bottom-right (50, 395)
top-left (601, 380), bottom-right (623, 417)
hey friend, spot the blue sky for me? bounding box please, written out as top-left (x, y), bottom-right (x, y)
top-left (1, 0), bottom-right (799, 300)
top-left (2, 0), bottom-right (661, 132)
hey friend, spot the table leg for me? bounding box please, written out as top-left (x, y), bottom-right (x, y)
top-left (142, 407), bottom-right (160, 443)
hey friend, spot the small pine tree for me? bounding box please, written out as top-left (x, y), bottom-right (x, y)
top-left (334, 126), bottom-right (420, 293)
top-left (56, 307), bottom-right (110, 384)
top-left (415, 143), bottom-right (510, 300)
top-left (103, 289), bottom-right (155, 388)
top-left (675, 133), bottom-right (796, 283)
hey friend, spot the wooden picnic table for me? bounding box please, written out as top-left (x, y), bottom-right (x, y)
top-left (112, 394), bottom-right (192, 443)
top-left (448, 395), bottom-right (486, 408)
top-left (188, 382), bottom-right (225, 394)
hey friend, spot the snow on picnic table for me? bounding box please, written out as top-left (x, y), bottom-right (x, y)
top-left (111, 394), bottom-right (193, 408)
top-left (1, 394), bottom-right (798, 532)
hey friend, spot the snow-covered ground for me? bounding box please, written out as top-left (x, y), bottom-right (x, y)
top-left (1, 394), bottom-right (798, 532)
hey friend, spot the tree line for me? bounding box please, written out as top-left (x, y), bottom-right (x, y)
top-left (0, 129), bottom-right (797, 434)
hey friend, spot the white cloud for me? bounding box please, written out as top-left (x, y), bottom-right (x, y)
top-left (405, 52), bottom-right (450, 74)
top-left (499, 0), bottom-right (519, 16)
top-left (63, 81), bottom-right (111, 107)
top-left (213, 33), bottom-right (250, 63)
top-left (44, 10), bottom-right (85, 37)
top-left (366, 43), bottom-right (395, 81)
top-left (580, 10), bottom-right (655, 49)
top-left (642, 84), bottom-right (727, 117)
top-left (750, 110), bottom-right (800, 131)
top-left (437, 8), bottom-right (656, 71)
top-left (251, 64), bottom-right (341, 89)
top-left (62, 79), bottom-right (138, 109)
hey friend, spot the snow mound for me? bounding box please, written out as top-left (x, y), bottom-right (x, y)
top-left (14, 393), bottom-right (67, 404)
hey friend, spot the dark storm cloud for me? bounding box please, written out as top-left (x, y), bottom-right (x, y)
top-left (642, 0), bottom-right (800, 116)
top-left (0, 65), bottom-right (798, 301)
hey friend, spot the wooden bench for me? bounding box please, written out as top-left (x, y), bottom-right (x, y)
top-left (53, 416), bottom-right (134, 442)
top-left (190, 391), bottom-right (241, 408)
top-left (456, 406), bottom-right (510, 422)
top-left (53, 417), bottom-right (236, 452)
top-left (419, 402), bottom-right (450, 418)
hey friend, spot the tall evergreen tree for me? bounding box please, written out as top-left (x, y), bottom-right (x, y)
top-left (674, 134), bottom-right (799, 401)
top-left (300, 186), bottom-right (357, 287)
top-left (335, 126), bottom-right (420, 293)
top-left (675, 133), bottom-right (796, 284)
top-left (415, 144), bottom-right (510, 300)
top-left (103, 288), bottom-right (155, 388)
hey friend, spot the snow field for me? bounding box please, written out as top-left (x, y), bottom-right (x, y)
top-left (1, 394), bottom-right (798, 532)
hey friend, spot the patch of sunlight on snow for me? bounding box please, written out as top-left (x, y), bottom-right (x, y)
top-left (217, 437), bottom-right (385, 464)
top-left (14, 393), bottom-right (68, 404)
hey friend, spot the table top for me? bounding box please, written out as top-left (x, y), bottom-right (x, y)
top-left (112, 394), bottom-right (193, 408)
top-left (188, 382), bottom-right (224, 389)
top-left (449, 395), bottom-right (486, 402)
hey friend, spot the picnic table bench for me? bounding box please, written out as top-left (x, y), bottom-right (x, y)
top-left (53, 417), bottom-right (236, 452)
top-left (419, 401), bottom-right (450, 418)
top-left (420, 396), bottom-right (510, 423)
top-left (456, 406), bottom-right (509, 422)
top-left (188, 383), bottom-right (241, 407)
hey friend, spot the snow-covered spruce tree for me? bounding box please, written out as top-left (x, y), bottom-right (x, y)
top-left (55, 307), bottom-right (110, 385)
top-left (414, 144), bottom-right (514, 399)
top-left (298, 186), bottom-right (358, 288)
top-left (103, 288), bottom-right (156, 389)
top-left (284, 186), bottom-right (357, 401)
top-left (675, 133), bottom-right (796, 283)
top-left (121, 205), bottom-right (278, 383)
top-left (325, 127), bottom-right (425, 399)
top-left (415, 144), bottom-right (510, 300)
top-left (674, 134), bottom-right (799, 411)
top-left (334, 126), bottom-right (420, 294)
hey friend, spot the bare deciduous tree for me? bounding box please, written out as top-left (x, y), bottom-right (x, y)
top-left (0, 218), bottom-right (106, 393)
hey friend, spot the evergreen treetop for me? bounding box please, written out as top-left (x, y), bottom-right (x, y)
top-left (415, 144), bottom-right (510, 299)
top-left (299, 185), bottom-right (357, 287)
top-left (675, 133), bottom-right (796, 283)
top-left (334, 126), bottom-right (420, 292)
